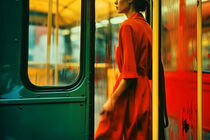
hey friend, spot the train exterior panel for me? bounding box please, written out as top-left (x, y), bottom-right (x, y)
top-left (0, 0), bottom-right (95, 140)
top-left (0, 0), bottom-right (209, 140)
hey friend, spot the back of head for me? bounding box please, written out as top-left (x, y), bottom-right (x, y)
top-left (133, 0), bottom-right (149, 12)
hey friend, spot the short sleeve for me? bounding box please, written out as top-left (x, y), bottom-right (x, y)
top-left (119, 24), bottom-right (138, 79)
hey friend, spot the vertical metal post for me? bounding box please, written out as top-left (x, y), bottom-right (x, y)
top-left (46, 0), bottom-right (53, 85)
top-left (152, 0), bottom-right (159, 139)
top-left (55, 0), bottom-right (59, 85)
top-left (197, 0), bottom-right (202, 139)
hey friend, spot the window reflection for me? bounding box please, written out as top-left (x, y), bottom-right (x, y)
top-left (202, 0), bottom-right (210, 71)
top-left (28, 0), bottom-right (81, 86)
top-left (94, 0), bottom-right (126, 130)
top-left (161, 0), bottom-right (210, 139)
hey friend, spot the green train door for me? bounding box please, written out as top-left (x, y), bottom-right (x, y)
top-left (0, 0), bottom-right (94, 140)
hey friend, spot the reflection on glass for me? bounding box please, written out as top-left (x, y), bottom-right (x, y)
top-left (202, 1), bottom-right (210, 136)
top-left (28, 0), bottom-right (81, 86)
top-left (161, 0), bottom-right (198, 139)
top-left (94, 0), bottom-right (126, 131)
top-left (202, 32), bottom-right (210, 71)
top-left (202, 1), bottom-right (210, 72)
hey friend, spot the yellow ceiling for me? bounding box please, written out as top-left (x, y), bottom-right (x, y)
top-left (29, 0), bottom-right (122, 26)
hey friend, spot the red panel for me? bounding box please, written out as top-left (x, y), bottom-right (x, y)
top-left (202, 73), bottom-right (210, 131)
top-left (165, 72), bottom-right (210, 131)
top-left (202, 1), bottom-right (210, 25)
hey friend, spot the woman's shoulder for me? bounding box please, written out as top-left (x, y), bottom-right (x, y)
top-left (121, 18), bottom-right (136, 26)
top-left (120, 18), bottom-right (146, 34)
top-left (119, 18), bottom-right (152, 41)
top-left (119, 20), bottom-right (134, 32)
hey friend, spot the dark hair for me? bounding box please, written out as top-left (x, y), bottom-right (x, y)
top-left (133, 0), bottom-right (149, 12)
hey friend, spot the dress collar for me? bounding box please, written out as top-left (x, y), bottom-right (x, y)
top-left (129, 12), bottom-right (146, 21)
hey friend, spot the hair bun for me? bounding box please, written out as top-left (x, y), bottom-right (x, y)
top-left (133, 0), bottom-right (149, 12)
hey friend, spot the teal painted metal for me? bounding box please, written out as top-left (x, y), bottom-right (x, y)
top-left (0, 0), bottom-right (94, 140)
top-left (0, 97), bottom-right (86, 105)
top-left (0, 102), bottom-right (86, 140)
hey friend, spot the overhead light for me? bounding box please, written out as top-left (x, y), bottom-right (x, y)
top-left (96, 22), bottom-right (103, 28)
top-left (71, 26), bottom-right (80, 33)
top-left (96, 19), bottom-right (109, 28)
top-left (110, 16), bottom-right (126, 24)
top-left (100, 20), bottom-right (109, 25)
top-left (61, 29), bottom-right (70, 35)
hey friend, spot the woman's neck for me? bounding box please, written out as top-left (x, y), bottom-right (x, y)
top-left (125, 6), bottom-right (137, 18)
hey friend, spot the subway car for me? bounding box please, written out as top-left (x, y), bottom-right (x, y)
top-left (0, 0), bottom-right (209, 140)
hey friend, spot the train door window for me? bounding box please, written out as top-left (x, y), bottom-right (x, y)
top-left (161, 0), bottom-right (210, 139)
top-left (28, 0), bottom-right (81, 86)
top-left (94, 0), bottom-right (147, 130)
top-left (202, 0), bottom-right (210, 72)
top-left (94, 0), bottom-right (126, 130)
top-left (202, 32), bottom-right (210, 72)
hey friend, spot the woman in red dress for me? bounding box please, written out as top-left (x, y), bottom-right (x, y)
top-left (95, 0), bottom-right (152, 139)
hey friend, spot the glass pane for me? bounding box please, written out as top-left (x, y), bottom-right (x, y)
top-left (28, 0), bottom-right (81, 86)
top-left (202, 0), bottom-right (210, 138)
top-left (94, 0), bottom-right (126, 131)
top-left (202, 0), bottom-right (210, 72)
top-left (161, 0), bottom-right (198, 139)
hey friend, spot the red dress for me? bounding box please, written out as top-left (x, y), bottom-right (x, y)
top-left (95, 12), bottom-right (152, 140)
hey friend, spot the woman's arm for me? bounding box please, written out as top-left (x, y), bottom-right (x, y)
top-left (112, 79), bottom-right (134, 102)
top-left (100, 78), bottom-right (135, 115)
